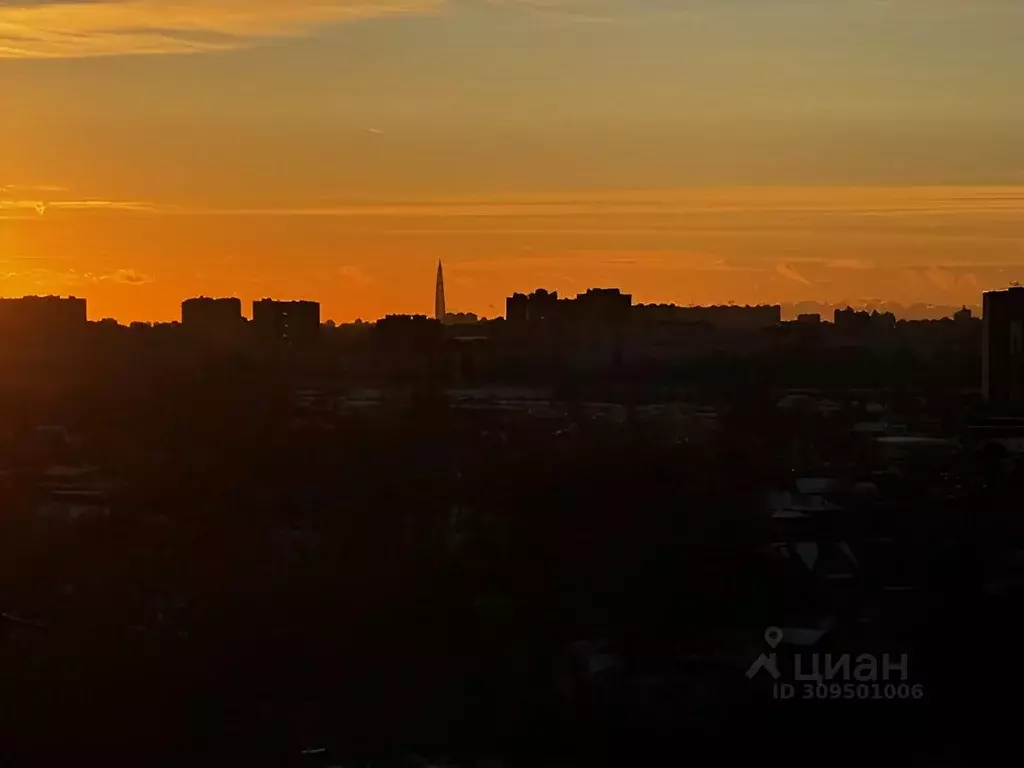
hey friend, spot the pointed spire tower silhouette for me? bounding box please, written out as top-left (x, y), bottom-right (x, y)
top-left (435, 259), bottom-right (446, 323)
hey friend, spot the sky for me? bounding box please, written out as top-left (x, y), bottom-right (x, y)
top-left (2, 0), bottom-right (1024, 322)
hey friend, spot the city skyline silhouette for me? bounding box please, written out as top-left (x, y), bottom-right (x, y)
top-left (2, 3), bottom-right (1022, 763)
top-left (0, 255), bottom-right (1005, 325)
top-left (5, 3), bottom-right (1024, 322)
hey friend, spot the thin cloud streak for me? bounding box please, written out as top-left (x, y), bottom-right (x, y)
top-left (775, 262), bottom-right (813, 286)
top-left (6, 186), bottom-right (1024, 223)
top-left (5, 1), bottom-right (1020, 58)
top-left (458, 251), bottom-right (761, 273)
top-left (0, 266), bottom-right (154, 286)
top-left (488, 0), bottom-right (1024, 25)
top-left (102, 268), bottom-right (154, 284)
top-left (173, 187), bottom-right (1024, 218)
top-left (0, 183), bottom-right (69, 194)
top-left (0, 0), bottom-right (440, 59)
top-left (0, 199), bottom-right (157, 215)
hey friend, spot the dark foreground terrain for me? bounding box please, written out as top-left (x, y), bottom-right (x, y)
top-left (0, 341), bottom-right (1019, 765)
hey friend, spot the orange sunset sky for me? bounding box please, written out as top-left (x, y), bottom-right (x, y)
top-left (2, 1), bottom-right (1024, 322)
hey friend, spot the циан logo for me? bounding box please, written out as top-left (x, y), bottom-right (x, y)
top-left (746, 625), bottom-right (925, 702)
top-left (746, 627), bottom-right (783, 680)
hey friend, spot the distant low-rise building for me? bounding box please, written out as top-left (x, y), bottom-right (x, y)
top-left (445, 311), bottom-right (479, 325)
top-left (633, 303), bottom-right (781, 329)
top-left (0, 295), bottom-right (87, 336)
top-left (834, 307), bottom-right (896, 331)
top-left (181, 296), bottom-right (243, 341)
top-left (372, 314), bottom-right (443, 379)
top-left (252, 299), bottom-right (321, 344)
top-left (506, 289), bottom-right (560, 325)
top-left (505, 287), bottom-right (632, 335)
top-left (572, 288), bottom-right (632, 327)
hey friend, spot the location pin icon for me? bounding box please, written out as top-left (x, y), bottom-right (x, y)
top-left (765, 627), bottom-right (783, 648)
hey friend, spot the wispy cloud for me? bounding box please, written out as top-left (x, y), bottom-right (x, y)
top-left (7, 186), bottom-right (1024, 231)
top-left (778, 257), bottom-right (876, 271)
top-left (1, 195), bottom-right (156, 216)
top-left (487, 0), bottom-right (1024, 25)
top-left (823, 258), bottom-right (875, 271)
top-left (170, 187), bottom-right (1024, 219)
top-left (3, 1), bottom-right (1019, 58)
top-left (457, 250), bottom-right (762, 274)
top-left (0, 183), bottom-right (68, 194)
top-left (102, 268), bottom-right (154, 284)
top-left (775, 262), bottom-right (812, 286)
top-left (0, 266), bottom-right (154, 286)
top-left (0, 0), bottom-right (440, 59)
top-left (590, 251), bottom-right (761, 272)
top-left (337, 264), bottom-right (373, 287)
top-left (914, 265), bottom-right (983, 296)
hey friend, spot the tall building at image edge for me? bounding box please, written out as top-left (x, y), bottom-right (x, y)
top-left (435, 259), bottom-right (447, 323)
top-left (983, 286), bottom-right (1024, 404)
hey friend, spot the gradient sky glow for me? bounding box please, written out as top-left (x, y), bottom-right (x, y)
top-left (3, 0), bottom-right (1024, 321)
